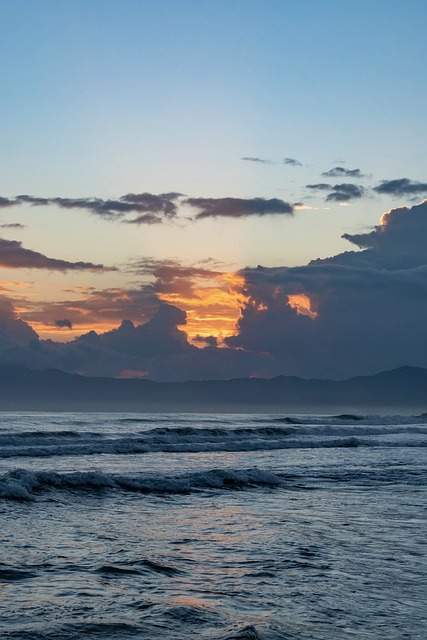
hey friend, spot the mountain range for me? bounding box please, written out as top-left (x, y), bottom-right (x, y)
top-left (0, 365), bottom-right (426, 411)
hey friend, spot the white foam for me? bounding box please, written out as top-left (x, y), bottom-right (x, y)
top-left (0, 467), bottom-right (282, 501)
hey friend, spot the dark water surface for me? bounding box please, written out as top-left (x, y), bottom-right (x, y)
top-left (0, 412), bottom-right (426, 639)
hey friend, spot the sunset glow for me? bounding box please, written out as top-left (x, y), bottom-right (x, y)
top-left (288, 293), bottom-right (317, 319)
top-left (159, 272), bottom-right (248, 343)
top-left (30, 320), bottom-right (120, 341)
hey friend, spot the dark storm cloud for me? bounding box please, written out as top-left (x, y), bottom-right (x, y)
top-left (1, 299), bottom-right (270, 381)
top-left (184, 197), bottom-right (294, 220)
top-left (55, 319), bottom-right (73, 329)
top-left (307, 183), bottom-right (365, 201)
top-left (228, 201), bottom-right (427, 378)
top-left (338, 200), bottom-right (427, 268)
top-left (322, 167), bottom-right (366, 178)
top-left (283, 158), bottom-right (302, 167)
top-left (373, 178), bottom-right (427, 197)
top-left (0, 238), bottom-right (115, 272)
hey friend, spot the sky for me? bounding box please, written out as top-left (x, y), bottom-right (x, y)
top-left (0, 1), bottom-right (427, 380)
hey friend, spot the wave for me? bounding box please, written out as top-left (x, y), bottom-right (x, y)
top-left (96, 558), bottom-right (183, 577)
top-left (2, 461), bottom-right (425, 501)
top-left (1, 423), bottom-right (426, 459)
top-left (0, 467), bottom-right (282, 501)
top-left (0, 566), bottom-right (37, 581)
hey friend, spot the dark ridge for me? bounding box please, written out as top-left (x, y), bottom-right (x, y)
top-left (0, 364), bottom-right (426, 410)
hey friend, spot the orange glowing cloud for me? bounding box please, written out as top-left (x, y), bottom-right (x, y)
top-left (288, 293), bottom-right (317, 319)
top-left (28, 320), bottom-right (120, 341)
top-left (159, 272), bottom-right (248, 343)
top-left (10, 262), bottom-right (250, 346)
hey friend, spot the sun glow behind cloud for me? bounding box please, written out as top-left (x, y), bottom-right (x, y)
top-left (159, 272), bottom-right (248, 344)
top-left (287, 293), bottom-right (317, 319)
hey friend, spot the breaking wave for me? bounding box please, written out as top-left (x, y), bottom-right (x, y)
top-left (0, 467), bottom-right (282, 501)
top-left (1, 421), bottom-right (427, 459)
top-left (1, 462), bottom-right (424, 501)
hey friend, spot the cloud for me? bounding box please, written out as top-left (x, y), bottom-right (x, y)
top-left (0, 238), bottom-right (115, 272)
top-left (0, 298), bottom-right (269, 381)
top-left (326, 184), bottom-right (365, 202)
top-left (0, 223), bottom-right (25, 229)
top-left (2, 201), bottom-right (427, 381)
top-left (306, 183), bottom-right (331, 191)
top-left (322, 166), bottom-right (366, 178)
top-left (55, 319), bottom-right (73, 329)
top-left (373, 178), bottom-right (427, 197)
top-left (20, 257), bottom-right (246, 353)
top-left (123, 213), bottom-right (164, 225)
top-left (22, 286), bottom-right (158, 330)
top-left (3, 192), bottom-right (300, 224)
top-left (228, 200), bottom-right (427, 378)
top-left (283, 158), bottom-right (302, 167)
top-left (338, 200), bottom-right (427, 268)
top-left (12, 192), bottom-right (181, 224)
top-left (184, 197), bottom-right (294, 220)
top-left (241, 156), bottom-right (271, 164)
top-left (0, 296), bottom-right (38, 350)
top-left (307, 183), bottom-right (365, 201)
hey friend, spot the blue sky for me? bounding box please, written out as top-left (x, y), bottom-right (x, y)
top-left (0, 0), bottom-right (426, 350)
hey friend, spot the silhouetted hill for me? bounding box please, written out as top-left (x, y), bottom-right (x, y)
top-left (0, 364), bottom-right (426, 411)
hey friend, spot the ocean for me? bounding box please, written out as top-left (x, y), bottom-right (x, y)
top-left (0, 412), bottom-right (426, 639)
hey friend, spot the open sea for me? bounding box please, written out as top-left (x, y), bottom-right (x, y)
top-left (0, 412), bottom-right (426, 639)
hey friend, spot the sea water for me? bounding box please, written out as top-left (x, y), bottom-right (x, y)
top-left (0, 412), bottom-right (426, 639)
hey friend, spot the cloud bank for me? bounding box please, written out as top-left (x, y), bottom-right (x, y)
top-left (0, 201), bottom-right (426, 381)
